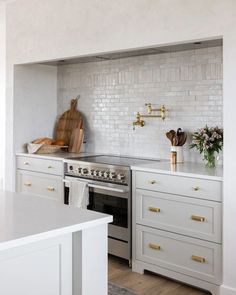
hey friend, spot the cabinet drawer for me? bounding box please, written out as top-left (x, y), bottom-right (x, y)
top-left (17, 170), bottom-right (63, 202)
top-left (135, 171), bottom-right (222, 202)
top-left (16, 156), bottom-right (63, 176)
top-left (136, 189), bottom-right (222, 243)
top-left (136, 225), bottom-right (222, 284)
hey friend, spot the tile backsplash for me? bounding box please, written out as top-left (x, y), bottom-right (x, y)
top-left (57, 46), bottom-right (223, 162)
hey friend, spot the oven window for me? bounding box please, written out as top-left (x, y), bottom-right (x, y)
top-left (88, 192), bottom-right (128, 228)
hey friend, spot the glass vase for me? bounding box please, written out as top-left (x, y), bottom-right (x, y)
top-left (203, 151), bottom-right (216, 168)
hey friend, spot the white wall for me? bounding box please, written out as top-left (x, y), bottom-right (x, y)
top-left (57, 46), bottom-right (223, 161)
top-left (0, 2), bottom-right (5, 189)
top-left (14, 64), bottom-right (57, 152)
top-left (4, 0), bottom-right (236, 294)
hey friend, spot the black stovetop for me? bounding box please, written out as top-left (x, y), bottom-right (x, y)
top-left (67, 155), bottom-right (159, 167)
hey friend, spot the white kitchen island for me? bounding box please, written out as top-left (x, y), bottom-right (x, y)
top-left (0, 191), bottom-right (112, 295)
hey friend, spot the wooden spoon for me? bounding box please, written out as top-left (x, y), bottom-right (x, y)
top-left (173, 135), bottom-right (178, 146)
top-left (166, 130), bottom-right (176, 146)
top-left (178, 132), bottom-right (187, 146)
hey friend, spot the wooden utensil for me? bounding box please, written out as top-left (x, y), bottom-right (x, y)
top-left (173, 135), bottom-right (178, 146)
top-left (166, 130), bottom-right (176, 146)
top-left (69, 128), bottom-right (84, 153)
top-left (166, 131), bottom-right (173, 145)
top-left (56, 97), bottom-right (84, 146)
top-left (178, 132), bottom-right (187, 146)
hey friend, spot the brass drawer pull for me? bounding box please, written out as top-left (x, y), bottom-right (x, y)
top-left (23, 162), bottom-right (29, 165)
top-left (48, 165), bottom-right (53, 169)
top-left (149, 180), bottom-right (157, 184)
top-left (191, 255), bottom-right (206, 263)
top-left (47, 186), bottom-right (55, 192)
top-left (149, 207), bottom-right (161, 213)
top-left (149, 243), bottom-right (161, 251)
top-left (192, 186), bottom-right (200, 191)
top-left (191, 215), bottom-right (206, 222)
top-left (24, 182), bottom-right (32, 187)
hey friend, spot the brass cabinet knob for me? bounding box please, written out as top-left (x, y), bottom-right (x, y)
top-left (23, 162), bottom-right (29, 165)
top-left (191, 215), bottom-right (206, 222)
top-left (149, 207), bottom-right (161, 213)
top-left (48, 166), bottom-right (53, 169)
top-left (192, 186), bottom-right (200, 191)
top-left (191, 255), bottom-right (206, 263)
top-left (149, 243), bottom-right (161, 251)
top-left (149, 180), bottom-right (157, 184)
top-left (47, 186), bottom-right (55, 192)
top-left (24, 182), bottom-right (32, 187)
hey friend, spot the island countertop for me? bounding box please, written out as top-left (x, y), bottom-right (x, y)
top-left (0, 190), bottom-right (112, 251)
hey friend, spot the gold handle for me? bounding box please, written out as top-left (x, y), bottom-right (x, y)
top-left (23, 162), bottom-right (29, 165)
top-left (47, 186), bottom-right (55, 192)
top-left (149, 180), bottom-right (157, 184)
top-left (149, 207), bottom-right (161, 213)
top-left (149, 243), bottom-right (161, 250)
top-left (191, 255), bottom-right (206, 263)
top-left (48, 165), bottom-right (53, 169)
top-left (191, 215), bottom-right (206, 222)
top-left (24, 182), bottom-right (32, 187)
top-left (192, 186), bottom-right (200, 191)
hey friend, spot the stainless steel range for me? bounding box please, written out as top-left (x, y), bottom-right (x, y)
top-left (64, 155), bottom-right (156, 265)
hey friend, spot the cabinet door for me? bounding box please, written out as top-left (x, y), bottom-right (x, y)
top-left (16, 156), bottom-right (63, 176)
top-left (17, 170), bottom-right (63, 202)
top-left (136, 225), bottom-right (222, 284)
top-left (136, 189), bottom-right (222, 243)
top-left (135, 171), bottom-right (222, 202)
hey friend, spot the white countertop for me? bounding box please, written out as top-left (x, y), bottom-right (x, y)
top-left (131, 161), bottom-right (223, 181)
top-left (0, 191), bottom-right (112, 251)
top-left (15, 152), bottom-right (90, 161)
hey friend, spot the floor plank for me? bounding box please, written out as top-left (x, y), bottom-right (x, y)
top-left (108, 256), bottom-right (209, 295)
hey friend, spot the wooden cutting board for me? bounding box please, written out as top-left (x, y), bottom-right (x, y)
top-left (69, 128), bottom-right (84, 153)
top-left (56, 98), bottom-right (84, 146)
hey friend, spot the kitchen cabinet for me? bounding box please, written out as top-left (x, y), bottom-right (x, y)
top-left (132, 168), bottom-right (223, 295)
top-left (16, 155), bottom-right (64, 202)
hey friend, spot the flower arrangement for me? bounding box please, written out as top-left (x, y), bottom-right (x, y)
top-left (190, 126), bottom-right (223, 168)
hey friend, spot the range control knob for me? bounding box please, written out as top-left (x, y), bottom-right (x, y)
top-left (89, 169), bottom-right (95, 176)
top-left (94, 170), bottom-right (100, 176)
top-left (104, 171), bottom-right (110, 178)
top-left (117, 173), bottom-right (125, 180)
top-left (78, 167), bottom-right (82, 174)
top-left (69, 165), bottom-right (73, 171)
top-left (109, 172), bottom-right (117, 179)
top-left (82, 168), bottom-right (88, 175)
top-left (99, 171), bottom-right (105, 177)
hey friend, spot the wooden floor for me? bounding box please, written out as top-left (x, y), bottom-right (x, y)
top-left (108, 256), bottom-right (210, 295)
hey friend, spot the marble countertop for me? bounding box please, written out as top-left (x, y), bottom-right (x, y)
top-left (131, 161), bottom-right (223, 181)
top-left (0, 191), bottom-right (112, 251)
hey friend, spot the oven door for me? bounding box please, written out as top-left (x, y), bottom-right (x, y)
top-left (88, 186), bottom-right (129, 242)
top-left (64, 176), bottom-right (130, 242)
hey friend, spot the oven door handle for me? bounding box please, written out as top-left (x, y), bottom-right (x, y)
top-left (88, 183), bottom-right (129, 193)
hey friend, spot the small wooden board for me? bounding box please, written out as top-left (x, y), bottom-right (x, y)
top-left (69, 128), bottom-right (84, 153)
top-left (56, 98), bottom-right (84, 147)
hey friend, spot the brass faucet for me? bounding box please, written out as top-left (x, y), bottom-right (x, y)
top-left (145, 103), bottom-right (167, 120)
top-left (132, 103), bottom-right (167, 129)
top-left (133, 112), bottom-right (145, 130)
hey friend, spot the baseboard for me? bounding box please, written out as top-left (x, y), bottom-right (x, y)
top-left (220, 285), bottom-right (236, 295)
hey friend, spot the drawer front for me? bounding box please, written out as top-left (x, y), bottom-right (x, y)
top-left (135, 171), bottom-right (222, 202)
top-left (136, 189), bottom-right (222, 243)
top-left (16, 156), bottom-right (63, 176)
top-left (136, 225), bottom-right (222, 284)
top-left (17, 170), bottom-right (63, 202)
